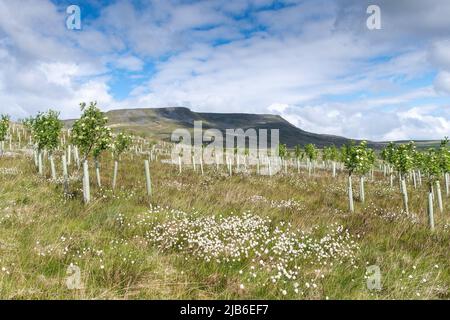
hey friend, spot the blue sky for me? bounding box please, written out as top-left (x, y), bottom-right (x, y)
top-left (0, 0), bottom-right (449, 140)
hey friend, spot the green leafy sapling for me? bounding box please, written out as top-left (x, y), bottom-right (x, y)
top-left (278, 144), bottom-right (287, 159)
top-left (323, 145), bottom-right (339, 177)
top-left (357, 143), bottom-right (375, 203)
top-left (438, 138), bottom-right (450, 197)
top-left (421, 148), bottom-right (442, 229)
top-left (71, 102), bottom-right (111, 161)
top-left (31, 110), bottom-right (63, 177)
top-left (0, 114), bottom-right (10, 156)
top-left (294, 145), bottom-right (303, 173)
top-left (294, 145), bottom-right (303, 160)
top-left (111, 132), bottom-right (132, 189)
top-left (304, 143), bottom-right (318, 176)
top-left (112, 132), bottom-right (132, 159)
top-left (32, 110), bottom-right (62, 153)
top-left (71, 102), bottom-right (111, 203)
top-left (381, 142), bottom-right (396, 186)
top-left (391, 142), bottom-right (415, 214)
top-left (343, 141), bottom-right (373, 211)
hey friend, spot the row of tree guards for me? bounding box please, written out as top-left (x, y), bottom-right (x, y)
top-left (0, 104), bottom-right (449, 230)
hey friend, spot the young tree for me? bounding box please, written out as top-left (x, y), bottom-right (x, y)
top-left (71, 102), bottom-right (112, 203)
top-left (21, 117), bottom-right (34, 134)
top-left (111, 132), bottom-right (132, 189)
top-left (278, 144), bottom-right (287, 158)
top-left (294, 145), bottom-right (303, 173)
top-left (438, 138), bottom-right (450, 197)
top-left (392, 142), bottom-right (415, 214)
top-left (0, 114), bottom-right (10, 156)
top-left (304, 143), bottom-right (318, 176)
top-left (343, 141), bottom-right (373, 212)
top-left (381, 142), bottom-right (396, 187)
top-left (31, 110), bottom-right (63, 178)
top-left (356, 143), bottom-right (375, 204)
top-left (92, 130), bottom-right (112, 187)
top-left (294, 145), bottom-right (302, 159)
top-left (421, 149), bottom-right (442, 230)
top-left (322, 146), bottom-right (331, 164)
top-left (323, 145), bottom-right (339, 177)
top-left (278, 143), bottom-right (288, 174)
top-left (71, 102), bottom-right (111, 161)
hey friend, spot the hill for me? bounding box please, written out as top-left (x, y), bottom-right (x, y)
top-left (65, 107), bottom-right (367, 148)
top-left (64, 107), bottom-right (442, 149)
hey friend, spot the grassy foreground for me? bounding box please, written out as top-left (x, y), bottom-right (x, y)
top-left (0, 151), bottom-right (449, 300)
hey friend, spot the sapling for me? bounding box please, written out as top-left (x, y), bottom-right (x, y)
top-left (71, 102), bottom-right (112, 204)
top-left (343, 141), bottom-right (373, 212)
top-left (31, 110), bottom-right (63, 179)
top-left (294, 145), bottom-right (303, 173)
top-left (92, 131), bottom-right (112, 187)
top-left (428, 139), bottom-right (449, 212)
top-left (111, 132), bottom-right (132, 190)
top-left (278, 144), bottom-right (288, 174)
top-left (0, 114), bottom-right (10, 157)
top-left (323, 145), bottom-right (339, 177)
top-left (358, 145), bottom-right (375, 204)
top-left (421, 149), bottom-right (442, 230)
top-left (413, 150), bottom-right (425, 188)
top-left (438, 138), bottom-right (450, 197)
top-left (381, 142), bottom-right (396, 188)
top-left (392, 142), bottom-right (415, 214)
top-left (322, 146), bottom-right (332, 168)
top-left (305, 143), bottom-right (318, 176)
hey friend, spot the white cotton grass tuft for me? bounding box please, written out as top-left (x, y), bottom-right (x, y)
top-left (141, 208), bottom-right (359, 296)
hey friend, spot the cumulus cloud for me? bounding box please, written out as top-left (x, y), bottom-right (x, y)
top-left (113, 55), bottom-right (145, 72)
top-left (0, 0), bottom-right (449, 140)
top-left (434, 72), bottom-right (450, 94)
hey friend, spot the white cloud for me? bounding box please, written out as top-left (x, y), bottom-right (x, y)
top-left (383, 106), bottom-right (450, 141)
top-left (268, 103), bottom-right (289, 114)
top-left (113, 55), bottom-right (144, 72)
top-left (434, 71), bottom-right (450, 94)
top-left (0, 0), bottom-right (449, 141)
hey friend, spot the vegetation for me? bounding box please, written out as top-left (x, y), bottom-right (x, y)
top-left (111, 132), bottom-right (132, 189)
top-left (71, 102), bottom-right (112, 161)
top-left (0, 115), bottom-right (10, 156)
top-left (0, 108), bottom-right (449, 300)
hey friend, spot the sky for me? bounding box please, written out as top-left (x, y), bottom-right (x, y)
top-left (0, 0), bottom-right (449, 141)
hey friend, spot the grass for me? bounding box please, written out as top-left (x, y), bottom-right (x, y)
top-left (0, 149), bottom-right (449, 300)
